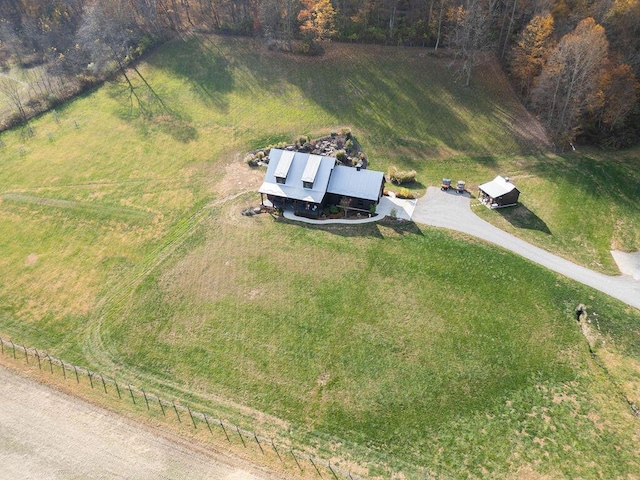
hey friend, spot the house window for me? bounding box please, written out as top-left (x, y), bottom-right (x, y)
top-left (303, 181), bottom-right (313, 189)
top-left (276, 176), bottom-right (286, 184)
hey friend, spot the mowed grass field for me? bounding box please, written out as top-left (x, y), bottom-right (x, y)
top-left (1, 35), bottom-right (639, 478)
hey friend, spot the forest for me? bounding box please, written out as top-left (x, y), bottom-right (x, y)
top-left (0, 0), bottom-right (639, 148)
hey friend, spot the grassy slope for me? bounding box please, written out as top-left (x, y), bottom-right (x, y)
top-left (0, 36), bottom-right (639, 477)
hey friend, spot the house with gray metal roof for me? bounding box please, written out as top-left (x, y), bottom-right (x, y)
top-left (259, 149), bottom-right (385, 218)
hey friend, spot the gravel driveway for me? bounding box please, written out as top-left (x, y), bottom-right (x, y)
top-left (412, 187), bottom-right (640, 310)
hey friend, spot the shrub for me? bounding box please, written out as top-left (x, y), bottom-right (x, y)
top-left (329, 205), bottom-right (339, 214)
top-left (335, 149), bottom-right (347, 163)
top-left (396, 188), bottom-right (415, 199)
top-left (345, 139), bottom-right (354, 152)
top-left (388, 165), bottom-right (417, 185)
top-left (245, 154), bottom-right (259, 167)
top-left (339, 127), bottom-right (352, 138)
top-left (267, 142), bottom-right (288, 150)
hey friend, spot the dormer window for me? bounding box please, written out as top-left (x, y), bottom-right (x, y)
top-left (301, 154), bottom-right (322, 190)
top-left (273, 150), bottom-right (295, 185)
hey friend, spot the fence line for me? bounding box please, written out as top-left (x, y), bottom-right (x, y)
top-left (0, 336), bottom-right (366, 480)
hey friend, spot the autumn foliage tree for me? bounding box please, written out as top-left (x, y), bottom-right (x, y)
top-left (532, 17), bottom-right (609, 145)
top-left (509, 13), bottom-right (554, 98)
top-left (298, 0), bottom-right (336, 44)
top-left (582, 61), bottom-right (640, 147)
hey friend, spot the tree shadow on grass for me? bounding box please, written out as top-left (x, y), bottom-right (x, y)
top-left (496, 203), bottom-right (551, 234)
top-left (153, 113), bottom-right (199, 143)
top-left (531, 153), bottom-right (640, 208)
top-left (377, 219), bottom-right (425, 237)
top-left (146, 37), bottom-right (233, 112)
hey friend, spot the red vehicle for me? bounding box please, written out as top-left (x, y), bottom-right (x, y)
top-left (441, 178), bottom-right (452, 191)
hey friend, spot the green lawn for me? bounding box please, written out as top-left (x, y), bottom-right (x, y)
top-left (1, 35), bottom-right (639, 478)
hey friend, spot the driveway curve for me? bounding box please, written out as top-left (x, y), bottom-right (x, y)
top-left (412, 187), bottom-right (640, 311)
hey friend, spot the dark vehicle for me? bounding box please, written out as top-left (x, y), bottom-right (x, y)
top-left (457, 180), bottom-right (466, 194)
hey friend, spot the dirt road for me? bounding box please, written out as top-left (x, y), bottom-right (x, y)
top-left (412, 187), bottom-right (640, 310)
top-left (0, 365), bottom-right (278, 480)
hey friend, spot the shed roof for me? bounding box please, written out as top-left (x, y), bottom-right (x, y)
top-left (327, 165), bottom-right (385, 201)
top-left (479, 176), bottom-right (519, 198)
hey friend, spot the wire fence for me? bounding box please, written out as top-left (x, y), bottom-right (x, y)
top-left (0, 335), bottom-right (365, 480)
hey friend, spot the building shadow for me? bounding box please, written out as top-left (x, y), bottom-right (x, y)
top-left (496, 204), bottom-right (552, 234)
top-left (377, 218), bottom-right (425, 237)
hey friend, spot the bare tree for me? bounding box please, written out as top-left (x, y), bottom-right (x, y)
top-left (532, 17), bottom-right (609, 144)
top-left (0, 75), bottom-right (27, 121)
top-left (449, 0), bottom-right (496, 86)
top-left (76, 1), bottom-right (152, 113)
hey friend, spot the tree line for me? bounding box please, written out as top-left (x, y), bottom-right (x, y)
top-left (1, 0), bottom-right (638, 147)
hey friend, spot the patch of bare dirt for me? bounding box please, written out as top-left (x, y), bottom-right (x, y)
top-left (0, 364), bottom-right (279, 480)
top-left (215, 156), bottom-right (265, 201)
top-left (25, 253), bottom-right (38, 266)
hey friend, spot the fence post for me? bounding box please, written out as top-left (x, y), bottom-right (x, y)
top-left (0, 336), bottom-right (3, 354)
top-left (61, 362), bottom-right (66, 379)
top-left (254, 432), bottom-right (264, 454)
top-left (187, 406), bottom-right (197, 429)
top-left (158, 397), bottom-right (165, 416)
top-left (22, 345), bottom-right (28, 364)
top-left (236, 426), bottom-right (246, 447)
top-left (100, 374), bottom-right (107, 394)
top-left (272, 440), bottom-right (283, 463)
top-left (46, 354), bottom-right (53, 373)
top-left (203, 414), bottom-right (212, 434)
top-left (290, 449), bottom-right (303, 471)
top-left (142, 389), bottom-right (150, 410)
top-left (172, 402), bottom-right (181, 423)
top-left (309, 458), bottom-right (322, 478)
top-left (115, 380), bottom-right (121, 399)
top-left (220, 420), bottom-right (230, 442)
top-left (328, 462), bottom-right (339, 480)
top-left (128, 385), bottom-right (135, 404)
top-left (73, 365), bottom-right (79, 383)
top-left (10, 340), bottom-right (16, 359)
top-left (88, 371), bottom-right (94, 388)
top-left (35, 349), bottom-right (41, 370)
